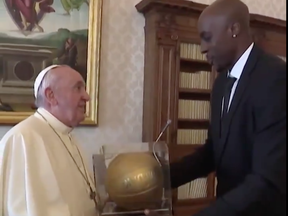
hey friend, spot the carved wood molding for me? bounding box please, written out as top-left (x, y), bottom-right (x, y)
top-left (159, 14), bottom-right (176, 27)
top-left (157, 30), bottom-right (179, 42)
top-left (136, 0), bottom-right (286, 32)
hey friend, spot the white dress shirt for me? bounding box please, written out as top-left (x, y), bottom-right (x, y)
top-left (223, 43), bottom-right (254, 112)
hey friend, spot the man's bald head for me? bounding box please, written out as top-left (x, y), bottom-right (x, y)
top-left (197, 0), bottom-right (253, 72)
top-left (200, 0), bottom-right (250, 33)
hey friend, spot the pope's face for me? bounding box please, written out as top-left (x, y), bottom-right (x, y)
top-left (53, 67), bottom-right (90, 127)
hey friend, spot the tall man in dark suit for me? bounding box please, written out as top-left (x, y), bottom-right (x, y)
top-left (145, 0), bottom-right (286, 215)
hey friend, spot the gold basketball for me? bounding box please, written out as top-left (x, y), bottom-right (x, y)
top-left (105, 152), bottom-right (164, 210)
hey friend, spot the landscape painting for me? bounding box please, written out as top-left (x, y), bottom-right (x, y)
top-left (0, 0), bottom-right (102, 125)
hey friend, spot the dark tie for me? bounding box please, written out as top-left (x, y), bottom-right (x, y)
top-left (220, 75), bottom-right (236, 137)
top-left (222, 75), bottom-right (237, 118)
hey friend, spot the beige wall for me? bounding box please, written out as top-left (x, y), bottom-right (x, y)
top-left (0, 0), bottom-right (286, 167)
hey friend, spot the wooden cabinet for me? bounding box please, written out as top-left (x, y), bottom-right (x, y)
top-left (136, 0), bottom-right (286, 215)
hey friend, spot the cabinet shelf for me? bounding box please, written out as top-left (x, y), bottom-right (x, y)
top-left (179, 88), bottom-right (211, 100)
top-left (178, 118), bottom-right (209, 129)
top-left (180, 58), bottom-right (208, 65)
top-left (180, 58), bottom-right (211, 72)
top-left (174, 197), bottom-right (215, 205)
top-left (176, 144), bottom-right (204, 147)
top-left (179, 88), bottom-right (211, 94)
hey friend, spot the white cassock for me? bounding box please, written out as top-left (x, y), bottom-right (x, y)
top-left (0, 108), bottom-right (98, 216)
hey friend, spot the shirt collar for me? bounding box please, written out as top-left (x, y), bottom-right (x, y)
top-left (34, 107), bottom-right (73, 134)
top-left (229, 43), bottom-right (254, 79)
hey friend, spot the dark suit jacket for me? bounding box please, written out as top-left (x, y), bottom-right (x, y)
top-left (170, 45), bottom-right (286, 216)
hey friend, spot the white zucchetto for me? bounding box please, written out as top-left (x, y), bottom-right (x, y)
top-left (34, 64), bottom-right (59, 98)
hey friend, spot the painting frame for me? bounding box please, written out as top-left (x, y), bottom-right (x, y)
top-left (0, 0), bottom-right (103, 126)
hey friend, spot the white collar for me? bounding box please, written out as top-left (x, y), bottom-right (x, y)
top-left (34, 107), bottom-right (73, 134)
top-left (229, 43), bottom-right (254, 79)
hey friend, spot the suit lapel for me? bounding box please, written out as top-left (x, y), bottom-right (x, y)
top-left (216, 45), bottom-right (262, 166)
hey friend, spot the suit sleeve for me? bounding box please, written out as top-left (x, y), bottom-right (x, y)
top-left (0, 132), bottom-right (71, 216)
top-left (170, 125), bottom-right (215, 188)
top-left (193, 65), bottom-right (286, 216)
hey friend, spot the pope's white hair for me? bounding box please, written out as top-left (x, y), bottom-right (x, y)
top-left (35, 69), bottom-right (59, 108)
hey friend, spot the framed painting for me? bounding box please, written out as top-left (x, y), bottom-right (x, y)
top-left (0, 0), bottom-right (103, 125)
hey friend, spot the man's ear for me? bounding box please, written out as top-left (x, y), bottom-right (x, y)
top-left (44, 87), bottom-right (57, 105)
top-left (230, 22), bottom-right (240, 37)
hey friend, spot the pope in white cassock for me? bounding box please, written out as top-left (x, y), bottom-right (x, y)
top-left (0, 65), bottom-right (99, 216)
